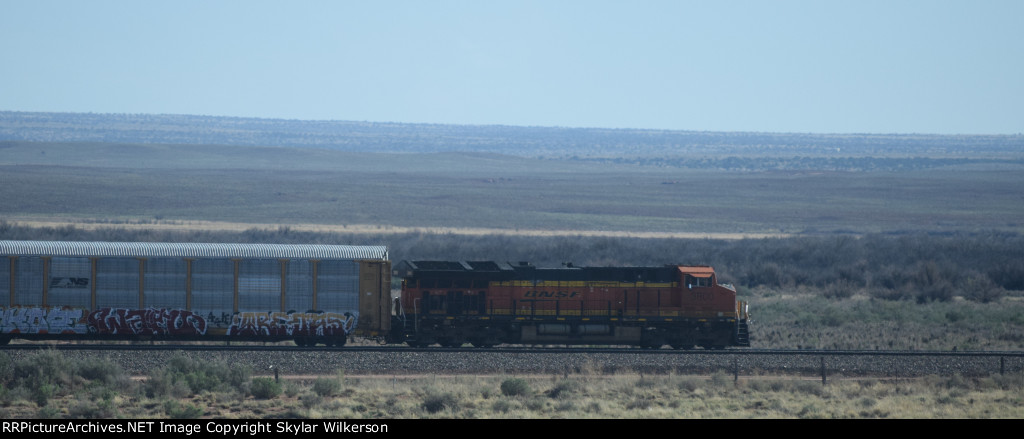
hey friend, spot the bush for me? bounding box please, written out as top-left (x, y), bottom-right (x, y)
top-left (500, 378), bottom-right (531, 397)
top-left (14, 350), bottom-right (75, 396)
top-left (284, 381), bottom-right (301, 398)
top-left (525, 397), bottom-right (546, 412)
top-left (68, 396), bottom-right (116, 419)
top-left (251, 378), bottom-right (282, 399)
top-left (491, 399), bottom-right (512, 413)
top-left (300, 392), bottom-right (323, 409)
top-left (0, 352), bottom-right (12, 384)
top-left (166, 401), bottom-right (204, 419)
top-left (147, 354), bottom-right (252, 397)
top-left (78, 357), bottom-right (128, 387)
top-left (33, 383), bottom-right (55, 407)
top-left (312, 377), bottom-right (341, 397)
top-left (421, 392), bottom-right (459, 414)
top-left (547, 380), bottom-right (580, 399)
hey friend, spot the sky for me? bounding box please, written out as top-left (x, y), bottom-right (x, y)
top-left (2, 0), bottom-right (1022, 135)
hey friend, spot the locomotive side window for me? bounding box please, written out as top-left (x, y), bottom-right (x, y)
top-left (685, 274), bottom-right (712, 288)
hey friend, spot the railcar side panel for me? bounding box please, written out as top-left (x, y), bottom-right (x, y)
top-left (0, 241), bottom-right (388, 346)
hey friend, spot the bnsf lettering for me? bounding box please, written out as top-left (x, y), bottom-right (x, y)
top-left (524, 290), bottom-right (580, 298)
top-left (49, 277), bottom-right (90, 288)
top-left (693, 291), bottom-right (713, 301)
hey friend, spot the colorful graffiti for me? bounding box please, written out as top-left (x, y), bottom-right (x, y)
top-left (0, 306), bottom-right (87, 334)
top-left (87, 308), bottom-right (208, 336)
top-left (1, 307), bottom-right (355, 340)
top-left (226, 311), bottom-right (357, 337)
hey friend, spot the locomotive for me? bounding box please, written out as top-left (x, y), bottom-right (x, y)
top-left (390, 260), bottom-right (750, 349)
top-left (0, 241), bottom-right (750, 349)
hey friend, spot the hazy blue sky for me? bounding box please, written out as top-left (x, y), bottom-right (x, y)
top-left (2, 0), bottom-right (1021, 134)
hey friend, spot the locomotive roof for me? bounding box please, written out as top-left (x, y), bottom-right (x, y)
top-left (396, 260), bottom-right (701, 283)
top-left (0, 240), bottom-right (388, 260)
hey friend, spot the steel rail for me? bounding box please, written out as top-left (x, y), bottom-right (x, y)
top-left (4, 343), bottom-right (1024, 357)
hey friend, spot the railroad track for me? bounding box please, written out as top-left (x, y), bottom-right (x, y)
top-left (3, 343), bottom-right (1024, 358)
top-left (4, 343), bottom-right (1023, 380)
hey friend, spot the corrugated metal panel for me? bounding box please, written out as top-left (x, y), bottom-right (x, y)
top-left (0, 241), bottom-right (387, 261)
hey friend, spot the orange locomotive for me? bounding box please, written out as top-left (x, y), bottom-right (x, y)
top-left (391, 261), bottom-right (750, 349)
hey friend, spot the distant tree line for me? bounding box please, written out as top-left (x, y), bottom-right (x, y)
top-left (2, 111), bottom-right (1022, 161)
top-left (2, 220), bottom-right (1020, 303)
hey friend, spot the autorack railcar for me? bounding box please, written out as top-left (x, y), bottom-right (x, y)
top-left (0, 240), bottom-right (391, 346)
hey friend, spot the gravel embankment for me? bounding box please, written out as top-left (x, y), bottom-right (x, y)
top-left (20, 349), bottom-right (1024, 378)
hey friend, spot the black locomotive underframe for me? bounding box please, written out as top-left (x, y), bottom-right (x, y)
top-left (395, 314), bottom-right (747, 349)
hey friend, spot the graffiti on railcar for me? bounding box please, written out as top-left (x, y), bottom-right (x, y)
top-left (87, 308), bottom-right (208, 335)
top-left (0, 306), bottom-right (87, 334)
top-left (226, 311), bottom-right (357, 337)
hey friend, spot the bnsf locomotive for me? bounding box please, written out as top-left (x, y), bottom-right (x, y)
top-left (0, 241), bottom-right (750, 349)
top-left (390, 260), bottom-right (750, 349)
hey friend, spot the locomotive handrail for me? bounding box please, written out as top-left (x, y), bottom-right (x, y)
top-left (413, 297), bottom-right (420, 334)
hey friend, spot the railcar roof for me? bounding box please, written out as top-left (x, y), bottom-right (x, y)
top-left (0, 240), bottom-right (388, 260)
